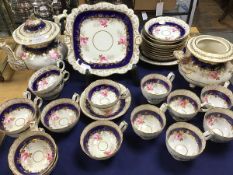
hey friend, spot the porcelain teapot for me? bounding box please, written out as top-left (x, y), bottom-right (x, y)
top-left (0, 15), bottom-right (67, 71)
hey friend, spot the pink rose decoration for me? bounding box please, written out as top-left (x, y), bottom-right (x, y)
top-left (178, 98), bottom-right (189, 108)
top-left (80, 36), bottom-right (89, 46)
top-left (118, 36), bottom-right (127, 46)
top-left (3, 116), bottom-right (14, 125)
top-left (38, 79), bottom-right (48, 90)
top-left (50, 113), bottom-right (59, 121)
top-left (172, 27), bottom-right (178, 32)
top-left (146, 82), bottom-right (154, 91)
top-left (100, 89), bottom-right (108, 97)
top-left (175, 131), bottom-right (183, 141)
top-left (49, 49), bottom-right (60, 60)
top-left (104, 150), bottom-right (113, 156)
top-left (134, 114), bottom-right (144, 125)
top-left (47, 152), bottom-right (53, 162)
top-left (20, 52), bottom-right (29, 60)
top-left (207, 115), bottom-right (216, 126)
top-left (21, 150), bottom-right (31, 161)
top-left (99, 55), bottom-right (108, 63)
top-left (209, 71), bottom-right (220, 80)
top-left (93, 133), bottom-right (101, 140)
top-left (99, 19), bottom-right (108, 27)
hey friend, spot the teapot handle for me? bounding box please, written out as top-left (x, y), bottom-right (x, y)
top-left (53, 9), bottom-right (68, 27)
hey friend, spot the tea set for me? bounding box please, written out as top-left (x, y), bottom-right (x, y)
top-left (1, 2), bottom-right (233, 174)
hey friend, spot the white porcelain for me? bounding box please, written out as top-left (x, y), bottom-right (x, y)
top-left (141, 72), bottom-right (175, 105)
top-left (166, 122), bottom-right (208, 161)
top-left (203, 108), bottom-right (233, 143)
top-left (40, 93), bottom-right (80, 133)
top-left (85, 79), bottom-right (129, 109)
top-left (131, 104), bottom-right (167, 140)
top-left (28, 61), bottom-right (69, 100)
top-left (0, 95), bottom-right (42, 137)
top-left (144, 16), bottom-right (190, 42)
top-left (200, 82), bottom-right (233, 109)
top-left (54, 2), bottom-right (141, 76)
top-left (80, 120), bottom-right (128, 160)
top-left (8, 129), bottom-right (58, 175)
top-left (187, 35), bottom-right (233, 64)
top-left (167, 89), bottom-right (204, 121)
top-left (80, 83), bottom-right (131, 121)
top-left (174, 50), bottom-right (233, 87)
top-left (140, 54), bottom-right (178, 66)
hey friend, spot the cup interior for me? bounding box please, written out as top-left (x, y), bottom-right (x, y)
top-left (42, 101), bottom-right (80, 131)
top-left (205, 112), bottom-right (233, 138)
top-left (167, 127), bottom-right (203, 156)
top-left (168, 95), bottom-right (199, 115)
top-left (88, 84), bottom-right (120, 107)
top-left (132, 109), bottom-right (165, 134)
top-left (0, 100), bottom-right (35, 133)
top-left (201, 90), bottom-right (231, 108)
top-left (31, 69), bottom-right (61, 92)
top-left (82, 124), bottom-right (122, 159)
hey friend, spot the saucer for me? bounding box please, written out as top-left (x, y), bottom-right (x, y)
top-left (8, 131), bottom-right (58, 175)
top-left (0, 98), bottom-right (36, 136)
top-left (140, 54), bottom-right (178, 66)
top-left (80, 83), bottom-right (131, 120)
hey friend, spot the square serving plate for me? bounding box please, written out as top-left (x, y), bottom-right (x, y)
top-left (63, 2), bottom-right (141, 76)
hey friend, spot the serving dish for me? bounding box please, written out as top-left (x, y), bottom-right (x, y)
top-left (80, 120), bottom-right (128, 160)
top-left (131, 104), bottom-right (167, 140)
top-left (203, 108), bottom-right (233, 143)
top-left (8, 130), bottom-right (58, 175)
top-left (41, 93), bottom-right (80, 133)
top-left (54, 2), bottom-right (141, 76)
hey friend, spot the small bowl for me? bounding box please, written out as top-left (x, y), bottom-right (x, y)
top-left (203, 108), bottom-right (233, 143)
top-left (28, 61), bottom-right (69, 100)
top-left (41, 93), bottom-right (80, 133)
top-left (141, 72), bottom-right (175, 105)
top-left (131, 104), bottom-right (167, 140)
top-left (167, 90), bottom-right (203, 121)
top-left (166, 122), bottom-right (207, 161)
top-left (0, 95), bottom-right (42, 137)
top-left (8, 130), bottom-right (58, 175)
top-left (80, 120), bottom-right (128, 160)
top-left (85, 79), bottom-right (129, 110)
top-left (201, 82), bottom-right (233, 109)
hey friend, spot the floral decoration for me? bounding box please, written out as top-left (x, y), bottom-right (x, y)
top-left (93, 133), bottom-right (102, 140)
top-left (145, 82), bottom-right (154, 91)
top-left (99, 19), bottom-right (108, 27)
top-left (80, 36), bottom-right (89, 46)
top-left (104, 150), bottom-right (113, 156)
top-left (20, 52), bottom-right (30, 60)
top-left (174, 131), bottom-right (184, 141)
top-left (209, 71), bottom-right (220, 80)
top-left (49, 49), bottom-right (60, 60)
top-left (206, 115), bottom-right (216, 126)
top-left (118, 36), bottom-right (127, 46)
top-left (134, 114), bottom-right (144, 125)
top-left (3, 115), bottom-right (14, 126)
top-left (99, 54), bottom-right (108, 63)
top-left (20, 149), bottom-right (32, 162)
top-left (100, 88), bottom-right (109, 97)
top-left (46, 151), bottom-right (53, 162)
top-left (38, 78), bottom-right (49, 90)
top-left (50, 113), bottom-right (59, 121)
top-left (178, 98), bottom-right (190, 108)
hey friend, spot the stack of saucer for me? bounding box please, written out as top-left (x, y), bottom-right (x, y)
top-left (140, 16), bottom-right (190, 66)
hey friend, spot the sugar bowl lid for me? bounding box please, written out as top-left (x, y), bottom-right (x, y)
top-left (12, 15), bottom-right (60, 47)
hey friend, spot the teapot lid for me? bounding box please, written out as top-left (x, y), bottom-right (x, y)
top-left (12, 15), bottom-right (60, 47)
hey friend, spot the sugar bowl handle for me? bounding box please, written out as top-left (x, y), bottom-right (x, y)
top-left (72, 93), bottom-right (80, 103)
top-left (119, 121), bottom-right (128, 133)
top-left (167, 72), bottom-right (175, 82)
top-left (53, 9), bottom-right (68, 27)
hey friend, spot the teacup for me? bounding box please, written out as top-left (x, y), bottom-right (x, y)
top-left (203, 108), bottom-right (233, 143)
top-left (141, 72), bottom-right (175, 105)
top-left (41, 93), bottom-right (80, 133)
top-left (0, 94), bottom-right (42, 137)
top-left (200, 81), bottom-right (233, 109)
top-left (8, 129), bottom-right (58, 175)
top-left (167, 89), bottom-right (203, 121)
top-left (80, 120), bottom-right (128, 160)
top-left (166, 122), bottom-right (208, 161)
top-left (131, 104), bottom-right (167, 140)
top-left (28, 61), bottom-right (70, 100)
top-left (85, 79), bottom-right (129, 110)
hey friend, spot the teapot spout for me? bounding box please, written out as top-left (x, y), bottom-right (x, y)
top-left (0, 42), bottom-right (27, 71)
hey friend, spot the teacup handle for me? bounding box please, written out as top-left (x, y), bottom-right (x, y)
top-left (29, 121), bottom-right (44, 132)
top-left (120, 89), bottom-right (130, 100)
top-left (63, 70), bottom-right (70, 82)
top-left (34, 96), bottom-right (43, 109)
top-left (72, 93), bottom-right (80, 103)
top-left (203, 130), bottom-right (213, 140)
top-left (167, 72), bottom-right (175, 82)
top-left (200, 102), bottom-right (212, 112)
top-left (23, 90), bottom-right (32, 100)
top-left (160, 103), bottom-right (168, 113)
top-left (57, 60), bottom-right (65, 72)
top-left (119, 121), bottom-right (128, 133)
top-left (224, 81), bottom-right (230, 88)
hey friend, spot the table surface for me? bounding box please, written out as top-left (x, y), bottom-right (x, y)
top-left (1, 27), bottom-right (233, 175)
